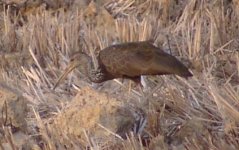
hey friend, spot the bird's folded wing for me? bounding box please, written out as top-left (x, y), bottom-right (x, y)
top-left (102, 48), bottom-right (154, 77)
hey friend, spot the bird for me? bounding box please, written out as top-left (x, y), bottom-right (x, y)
top-left (53, 41), bottom-right (192, 90)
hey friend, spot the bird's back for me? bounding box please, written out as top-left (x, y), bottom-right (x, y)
top-left (99, 41), bottom-right (192, 79)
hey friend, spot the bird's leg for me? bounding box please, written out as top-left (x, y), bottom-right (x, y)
top-left (140, 76), bottom-right (147, 88)
top-left (128, 80), bottom-right (132, 93)
top-left (140, 75), bottom-right (151, 92)
top-left (130, 77), bottom-right (145, 97)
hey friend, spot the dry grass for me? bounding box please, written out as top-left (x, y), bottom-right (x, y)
top-left (0, 0), bottom-right (239, 149)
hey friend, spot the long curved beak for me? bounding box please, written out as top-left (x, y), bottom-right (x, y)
top-left (53, 60), bottom-right (80, 90)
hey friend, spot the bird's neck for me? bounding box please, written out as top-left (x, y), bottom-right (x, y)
top-left (87, 59), bottom-right (106, 83)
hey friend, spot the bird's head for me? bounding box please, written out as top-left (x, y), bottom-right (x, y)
top-left (53, 52), bottom-right (91, 90)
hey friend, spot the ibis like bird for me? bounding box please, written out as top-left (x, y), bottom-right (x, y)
top-left (53, 41), bottom-right (192, 89)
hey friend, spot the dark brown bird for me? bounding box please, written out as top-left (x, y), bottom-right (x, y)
top-left (53, 41), bottom-right (192, 89)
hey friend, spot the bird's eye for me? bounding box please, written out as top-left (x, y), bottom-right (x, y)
top-left (69, 57), bottom-right (75, 62)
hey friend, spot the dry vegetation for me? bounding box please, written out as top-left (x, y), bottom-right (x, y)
top-left (0, 0), bottom-right (239, 149)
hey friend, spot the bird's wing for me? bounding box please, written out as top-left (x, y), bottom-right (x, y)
top-left (152, 50), bottom-right (193, 77)
top-left (99, 41), bottom-right (192, 78)
top-left (127, 47), bottom-right (172, 75)
top-left (100, 46), bottom-right (154, 77)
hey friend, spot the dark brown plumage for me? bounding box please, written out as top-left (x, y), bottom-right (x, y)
top-left (53, 41), bottom-right (192, 89)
